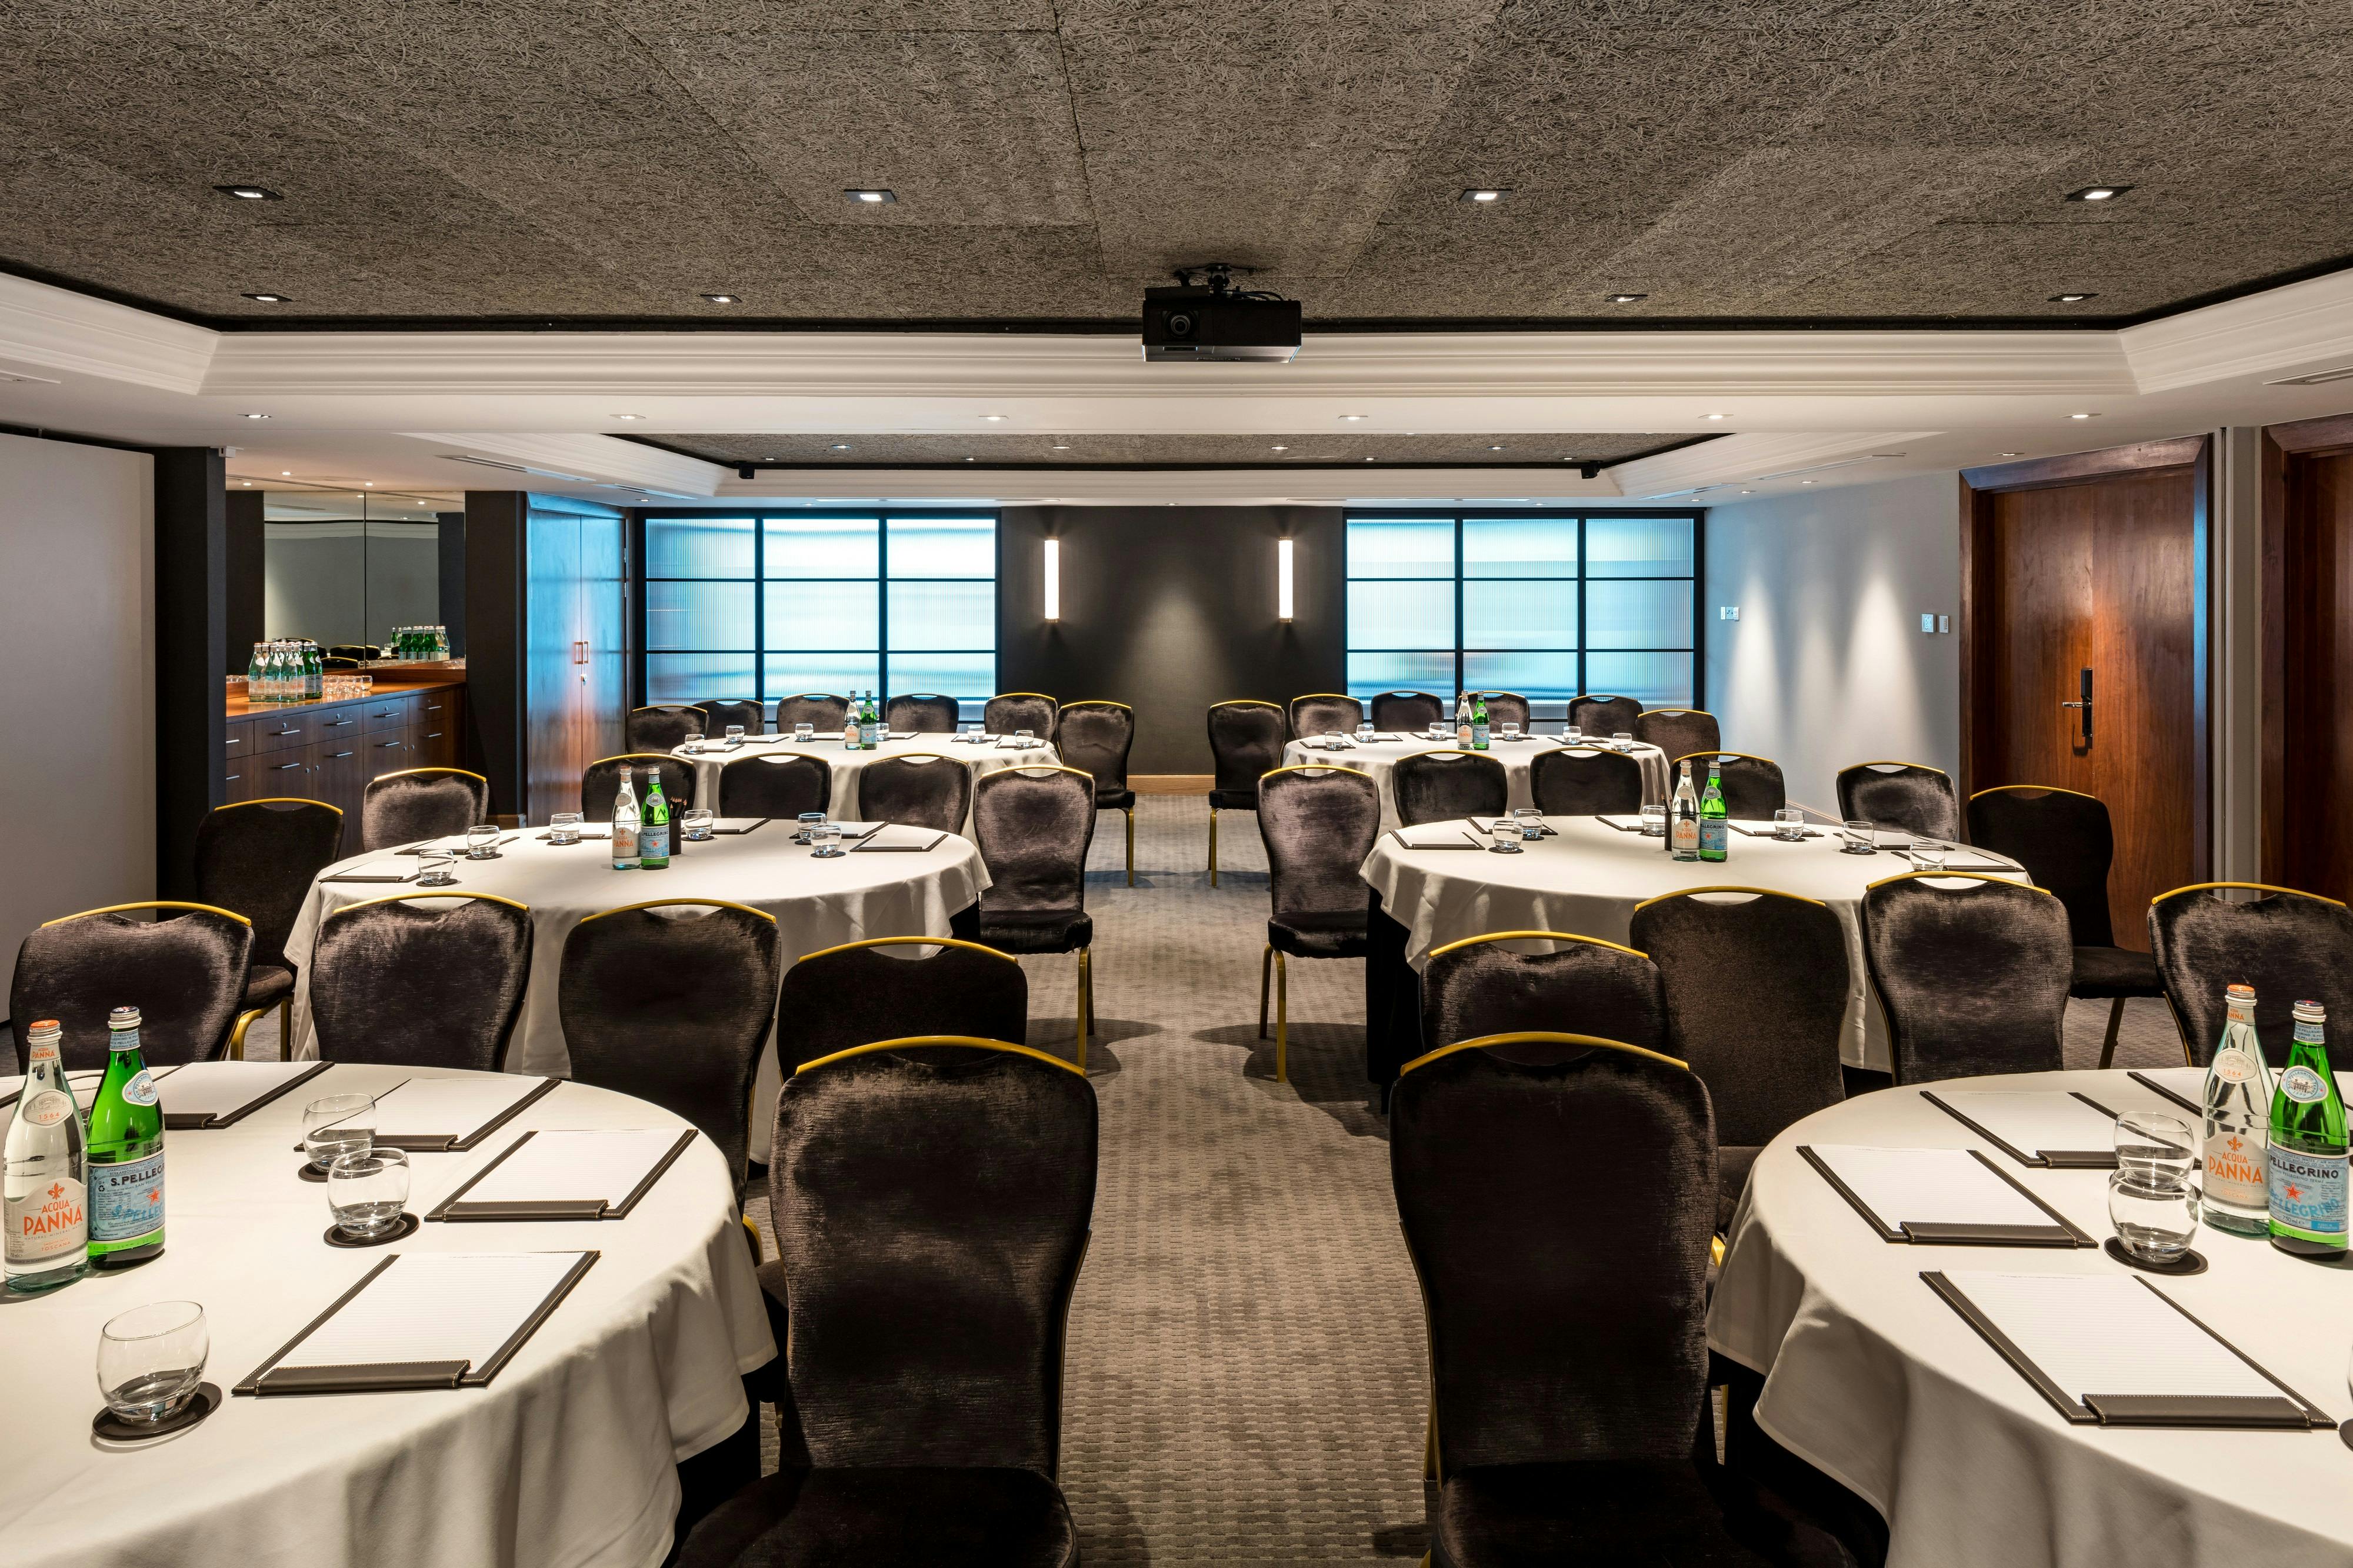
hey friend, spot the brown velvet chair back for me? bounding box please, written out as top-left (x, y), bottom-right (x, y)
top-left (10, 903), bottom-right (254, 1071)
top-left (717, 753), bottom-right (832, 820)
top-left (626, 705), bottom-right (706, 752)
top-left (1257, 767), bottom-right (1381, 926)
top-left (1862, 874), bottom-right (2072, 1082)
top-left (775, 693), bottom-right (852, 733)
top-left (194, 799), bottom-right (347, 969)
top-left (360, 768), bottom-right (488, 852)
top-left (1393, 749), bottom-right (1508, 827)
top-left (694, 698), bottom-right (765, 738)
top-left (778, 939), bottom-right (1029, 1061)
top-left (1567, 694), bottom-right (1643, 736)
top-left (984, 693), bottom-right (1058, 738)
top-left (2149, 883), bottom-right (2353, 1067)
top-left (1289, 693), bottom-right (1363, 738)
top-left (1967, 786), bottom-right (2119, 946)
top-left (858, 753), bottom-right (972, 833)
top-left (308, 893), bottom-right (533, 1073)
top-left (1473, 691), bottom-right (1530, 730)
top-left (1421, 933), bottom-right (1668, 1054)
top-left (1838, 762), bottom-right (1961, 842)
top-left (885, 693), bottom-right (962, 734)
top-left (1632, 709), bottom-right (1721, 768)
top-left (1370, 690), bottom-right (1445, 732)
top-left (1679, 752), bottom-right (1786, 819)
top-left (1206, 702), bottom-right (1288, 808)
top-left (973, 768), bottom-right (1096, 919)
top-left (1053, 702), bottom-right (1135, 802)
top-left (1528, 747), bottom-right (1644, 815)
top-left (581, 755), bottom-right (697, 820)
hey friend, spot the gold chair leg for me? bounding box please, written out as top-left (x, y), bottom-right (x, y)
top-left (226, 1007), bottom-right (264, 1062)
top-left (1125, 808), bottom-right (1135, 887)
top-left (1423, 1406), bottom-right (1439, 1480)
top-left (1275, 950), bottom-right (1289, 1083)
top-left (279, 995), bottom-right (292, 1058)
top-left (2098, 995), bottom-right (2127, 1070)
top-left (1258, 944), bottom-right (1272, 1038)
top-left (742, 1215), bottom-right (763, 1265)
top-left (1075, 947), bottom-right (1092, 1072)
top-left (1209, 806), bottom-right (1219, 888)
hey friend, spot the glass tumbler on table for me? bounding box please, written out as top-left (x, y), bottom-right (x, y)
top-left (795, 810), bottom-right (825, 843)
top-left (682, 731), bottom-right (705, 755)
top-left (303, 1093), bottom-right (375, 1172)
top-left (2115, 1110), bottom-right (2198, 1187)
top-left (98, 1301), bottom-right (209, 1424)
top-left (1839, 820), bottom-right (1876, 855)
top-left (725, 725), bottom-right (745, 746)
top-left (1639, 802), bottom-right (1667, 837)
top-left (1014, 729), bottom-right (1035, 749)
top-left (327, 1147), bottom-right (411, 1239)
top-left (811, 822), bottom-right (845, 859)
top-left (1611, 731), bottom-right (1634, 749)
top-left (682, 807), bottom-right (714, 842)
top-left (1355, 722), bottom-right (1375, 743)
top-left (465, 823), bottom-right (501, 860)
top-left (1512, 806), bottom-right (1544, 840)
top-left (1486, 817), bottom-right (1525, 854)
top-left (1911, 842), bottom-right (1948, 872)
top-left (1772, 807), bottom-right (1806, 841)
top-left (1501, 723), bottom-right (1522, 740)
top-left (2108, 1169), bottom-right (2199, 1265)
top-left (417, 847), bottom-right (458, 886)
top-left (549, 812), bottom-right (582, 846)
top-left (794, 723), bottom-right (815, 742)
top-left (1564, 725), bottom-right (1583, 745)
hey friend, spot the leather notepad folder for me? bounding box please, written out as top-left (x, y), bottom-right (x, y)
top-left (1799, 1145), bottom-right (2093, 1247)
top-left (1389, 828), bottom-right (1482, 850)
top-left (428, 1128), bottom-right (695, 1222)
top-left (351, 1075), bottom-right (561, 1152)
top-left (323, 860), bottom-right (422, 883)
top-left (159, 1060), bottom-right (334, 1130)
top-left (852, 827), bottom-right (948, 852)
top-left (1922, 1090), bottom-right (2121, 1169)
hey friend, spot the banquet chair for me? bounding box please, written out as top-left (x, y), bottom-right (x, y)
top-left (308, 893), bottom-right (532, 1073)
top-left (326, 643), bottom-right (374, 661)
top-left (1633, 708), bottom-right (1722, 768)
top-left (859, 752), bottom-right (972, 833)
top-left (360, 766), bottom-right (489, 852)
top-left (1631, 889), bottom-right (1849, 1232)
top-left (195, 797), bottom-right (347, 1047)
top-left (1206, 700), bottom-right (1287, 886)
top-left (1838, 762), bottom-right (1961, 843)
top-left (717, 752), bottom-right (832, 820)
top-left (319, 654), bottom-right (362, 672)
top-left (581, 754), bottom-right (697, 820)
top-left (1861, 873), bottom-right (2071, 1083)
top-left (681, 1037), bottom-right (1094, 1568)
top-left (1371, 689), bottom-right (1446, 733)
top-left (1473, 690), bottom-right (1530, 731)
top-left (694, 698), bottom-right (765, 738)
top-left (1678, 752), bottom-right (1787, 819)
top-left (1421, 932), bottom-right (1668, 1054)
top-left (559, 899), bottom-right (780, 1196)
top-left (1053, 700), bottom-right (1137, 885)
top-left (774, 693), bottom-right (852, 734)
top-left (972, 767), bottom-right (1099, 1066)
top-left (886, 692), bottom-right (962, 734)
top-left (11, 903), bottom-right (254, 1072)
top-left (1391, 1033), bottom-right (1852, 1568)
top-left (985, 692), bottom-right (1058, 738)
top-left (1289, 692), bottom-right (1363, 738)
top-left (1567, 693), bottom-right (1644, 736)
top-left (1256, 766), bottom-right (1381, 1082)
top-left (1968, 785), bottom-right (2164, 1067)
top-left (2148, 883), bottom-right (2353, 1067)
top-left (626, 704), bottom-right (707, 752)
top-left (1528, 746), bottom-right (1644, 815)
top-left (1394, 749), bottom-right (1508, 827)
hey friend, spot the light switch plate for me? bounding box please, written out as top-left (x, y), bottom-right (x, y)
top-left (1921, 613), bottom-right (1936, 633)
top-left (1719, 605), bottom-right (1740, 620)
top-left (1938, 614), bottom-right (1951, 633)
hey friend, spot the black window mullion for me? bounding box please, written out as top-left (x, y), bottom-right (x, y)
top-left (877, 518), bottom-right (890, 700)
top-left (752, 516), bottom-right (766, 706)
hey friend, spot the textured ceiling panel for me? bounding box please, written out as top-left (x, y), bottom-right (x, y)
top-left (2, 1), bottom-right (2351, 325)
top-left (635, 432), bottom-right (1704, 468)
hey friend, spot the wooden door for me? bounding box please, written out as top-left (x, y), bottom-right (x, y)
top-left (1965, 442), bottom-right (2208, 947)
top-left (2264, 416), bottom-right (2353, 894)
top-left (525, 509), bottom-right (584, 825)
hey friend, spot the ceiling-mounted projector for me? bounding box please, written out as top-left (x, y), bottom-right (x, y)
top-left (1142, 265), bottom-right (1299, 362)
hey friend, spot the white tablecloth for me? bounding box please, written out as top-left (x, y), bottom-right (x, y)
top-left (1709, 1070), bottom-right (2353, 1568)
top-left (675, 733), bottom-right (1058, 838)
top-left (1283, 736), bottom-right (1670, 829)
top-left (1360, 817), bottom-right (2024, 1071)
top-left (0, 1063), bottom-right (772, 1568)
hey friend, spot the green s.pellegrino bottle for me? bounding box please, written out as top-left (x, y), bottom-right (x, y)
top-left (638, 768), bottom-right (671, 869)
top-left (2268, 999), bottom-right (2348, 1260)
top-left (1471, 692), bottom-right (1490, 750)
top-left (85, 1006), bottom-right (165, 1270)
top-left (1698, 761), bottom-right (1728, 862)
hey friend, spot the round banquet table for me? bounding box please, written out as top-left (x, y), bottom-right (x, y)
top-left (1282, 735), bottom-right (1670, 829)
top-left (1358, 816), bottom-right (2027, 1079)
top-left (674, 732), bottom-right (1058, 838)
top-left (0, 1063), bottom-right (772, 1568)
top-left (1708, 1069), bottom-right (2353, 1568)
top-left (284, 826), bottom-right (987, 1155)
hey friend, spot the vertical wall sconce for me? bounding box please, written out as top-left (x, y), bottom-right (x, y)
top-left (1277, 537), bottom-right (1295, 621)
top-left (1043, 538), bottom-right (1061, 621)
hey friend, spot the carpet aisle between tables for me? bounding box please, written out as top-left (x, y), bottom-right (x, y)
top-left (239, 795), bottom-right (2189, 1564)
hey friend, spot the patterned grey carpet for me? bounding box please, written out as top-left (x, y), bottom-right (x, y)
top-left (242, 798), bottom-right (2191, 1564)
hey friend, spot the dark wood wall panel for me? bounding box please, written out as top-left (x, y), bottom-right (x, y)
top-left (2261, 413), bottom-right (2353, 895)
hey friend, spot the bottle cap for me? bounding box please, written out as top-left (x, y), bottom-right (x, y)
top-left (108, 1006), bottom-right (141, 1030)
top-left (2294, 999), bottom-right (2326, 1023)
top-left (27, 1019), bottom-right (59, 1039)
top-left (2227, 983), bottom-right (2255, 1001)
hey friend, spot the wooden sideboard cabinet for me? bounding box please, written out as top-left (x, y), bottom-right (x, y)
top-left (225, 682), bottom-right (466, 850)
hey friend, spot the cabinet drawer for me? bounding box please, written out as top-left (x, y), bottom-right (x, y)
top-left (254, 748), bottom-right (316, 791)
top-left (364, 729), bottom-right (415, 770)
top-left (414, 719), bottom-right (459, 770)
top-left (364, 697), bottom-right (414, 733)
top-left (251, 715), bottom-right (313, 754)
top-left (224, 718), bottom-right (254, 758)
top-left (308, 703), bottom-right (365, 741)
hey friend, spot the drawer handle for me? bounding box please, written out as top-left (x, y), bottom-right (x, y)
top-left (273, 760), bottom-right (304, 771)
top-left (271, 728), bottom-right (301, 736)
top-left (376, 739), bottom-right (404, 748)
top-left (326, 750), bottom-right (354, 760)
top-left (422, 732), bottom-right (442, 740)
top-left (319, 718), bottom-right (352, 728)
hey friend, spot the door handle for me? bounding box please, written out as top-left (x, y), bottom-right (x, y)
top-left (2059, 667), bottom-right (2092, 743)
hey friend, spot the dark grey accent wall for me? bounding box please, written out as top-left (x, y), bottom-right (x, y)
top-left (224, 489), bottom-right (264, 677)
top-left (154, 448), bottom-right (226, 899)
top-left (996, 506), bottom-right (1345, 774)
top-left (436, 510), bottom-right (467, 658)
top-left (462, 491), bottom-right (526, 815)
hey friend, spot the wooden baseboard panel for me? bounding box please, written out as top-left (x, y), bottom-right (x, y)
top-left (1132, 774), bottom-right (1212, 795)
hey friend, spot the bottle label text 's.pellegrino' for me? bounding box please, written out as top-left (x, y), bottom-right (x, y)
top-left (2267, 1146), bottom-right (2348, 1243)
top-left (88, 1152), bottom-right (164, 1247)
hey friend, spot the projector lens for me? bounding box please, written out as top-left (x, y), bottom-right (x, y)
top-left (1165, 312), bottom-right (1194, 338)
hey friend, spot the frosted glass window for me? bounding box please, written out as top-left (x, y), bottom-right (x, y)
top-left (1587, 580), bottom-right (1694, 649)
top-left (888, 653), bottom-right (995, 702)
top-left (1464, 580), bottom-right (1577, 649)
top-left (646, 653), bottom-right (758, 705)
top-left (763, 518), bottom-right (878, 578)
top-left (886, 581), bottom-right (994, 651)
top-left (1585, 652), bottom-right (1693, 707)
top-left (646, 517), bottom-right (754, 579)
top-left (1464, 517), bottom-right (1579, 578)
top-left (645, 581), bottom-right (752, 652)
top-left (1347, 651), bottom-right (1458, 700)
top-left (886, 516), bottom-right (995, 578)
top-left (764, 656), bottom-right (881, 699)
top-left (1347, 581), bottom-right (1455, 649)
top-left (1587, 516), bottom-right (1695, 578)
top-left (1347, 519), bottom-right (1455, 579)
top-left (1464, 651), bottom-right (1579, 702)
top-left (765, 583), bottom-right (878, 652)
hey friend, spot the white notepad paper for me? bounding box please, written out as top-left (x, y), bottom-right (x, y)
top-left (1935, 1092), bottom-right (2118, 1159)
top-left (324, 859), bottom-right (421, 882)
top-left (856, 824), bottom-right (946, 850)
top-left (156, 1061), bottom-right (320, 1122)
top-left (1937, 1272), bottom-right (2282, 1402)
top-left (1392, 825), bottom-right (1478, 850)
top-left (278, 1252), bottom-right (589, 1372)
top-left (2136, 1066), bottom-right (2353, 1110)
top-left (1807, 1146), bottom-right (2057, 1230)
top-left (464, 1130), bottom-right (686, 1207)
top-left (364, 1075), bottom-right (551, 1143)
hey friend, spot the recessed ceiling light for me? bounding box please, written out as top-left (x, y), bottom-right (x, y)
top-left (362, 482), bottom-right (372, 488)
top-left (1271, 445), bottom-right (1288, 451)
top-left (1703, 413), bottom-right (1726, 421)
top-left (1459, 188), bottom-right (1511, 204)
top-left (242, 292), bottom-right (291, 303)
top-left (612, 413), bottom-right (644, 421)
top-left (1338, 413), bottom-right (1369, 422)
top-left (699, 293), bottom-right (740, 305)
top-left (1604, 292), bottom-right (1647, 303)
top-left (1365, 456), bottom-right (1376, 463)
top-left (2048, 292), bottom-right (2097, 303)
top-left (844, 188), bottom-right (896, 205)
top-left (1051, 443), bottom-right (1071, 450)
top-left (240, 480), bottom-right (253, 486)
top-left (2065, 185), bottom-right (2132, 202)
top-left (1999, 451), bottom-right (2021, 457)
top-left (279, 470), bottom-right (291, 476)
top-left (1488, 445), bottom-right (1505, 451)
top-left (980, 413), bottom-right (1008, 422)
top-left (1738, 489), bottom-right (1754, 495)
top-left (2069, 412), bottom-right (2098, 419)
top-left (214, 184), bottom-right (281, 201)
top-left (242, 412), bottom-right (270, 420)
top-left (963, 456), bottom-right (975, 462)
top-left (828, 443), bottom-right (851, 451)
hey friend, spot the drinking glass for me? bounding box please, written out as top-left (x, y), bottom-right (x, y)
top-left (794, 723), bottom-right (815, 743)
top-left (417, 848), bottom-right (458, 886)
top-left (725, 725), bottom-right (745, 746)
top-left (1564, 725), bottom-right (1583, 745)
top-left (1015, 729), bottom-right (1035, 749)
top-left (303, 1093), bottom-right (375, 1171)
top-left (1773, 807), bottom-right (1806, 841)
top-left (1840, 819), bottom-right (1877, 855)
top-left (1911, 843), bottom-right (1948, 872)
top-left (1501, 723), bottom-right (1522, 739)
top-left (682, 732), bottom-right (705, 755)
top-left (549, 811), bottom-right (582, 846)
top-left (2115, 1110), bottom-right (2197, 1186)
top-left (811, 822), bottom-right (845, 858)
top-left (97, 1302), bottom-right (208, 1423)
top-left (1611, 731), bottom-right (1634, 749)
top-left (1512, 806), bottom-right (1544, 840)
top-left (1487, 818), bottom-right (1525, 853)
top-left (2108, 1169), bottom-right (2199, 1264)
top-left (327, 1148), bottom-right (411, 1239)
top-left (464, 823), bottom-right (501, 860)
top-left (795, 810), bottom-right (825, 843)
top-left (1640, 802), bottom-right (1668, 836)
top-left (1355, 722), bottom-right (1375, 743)
top-left (682, 807), bottom-right (714, 842)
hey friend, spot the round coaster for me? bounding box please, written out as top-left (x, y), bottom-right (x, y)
top-left (2103, 1236), bottom-right (2208, 1276)
top-left (2341, 1420), bottom-right (2353, 1454)
top-left (93, 1382), bottom-right (222, 1443)
top-left (1839, 843), bottom-right (1878, 856)
top-left (324, 1211), bottom-right (421, 1248)
top-left (298, 1161), bottom-right (329, 1183)
top-left (1484, 842), bottom-right (1525, 854)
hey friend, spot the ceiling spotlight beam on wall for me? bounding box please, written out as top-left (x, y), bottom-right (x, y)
top-left (1458, 188), bottom-right (1511, 203)
top-left (2064, 185), bottom-right (2132, 202)
top-left (214, 184), bottom-right (281, 200)
top-left (844, 188), bottom-right (896, 205)
top-left (1043, 539), bottom-right (1061, 622)
top-left (1278, 538), bottom-right (1295, 622)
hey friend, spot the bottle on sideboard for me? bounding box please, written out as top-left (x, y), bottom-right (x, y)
top-left (2268, 999), bottom-right (2348, 1260)
top-left (2199, 982), bottom-right (2272, 1235)
top-left (85, 1007), bottom-right (164, 1271)
top-left (639, 769), bottom-right (671, 870)
top-left (611, 765), bottom-right (641, 869)
top-left (1698, 760), bottom-right (1728, 862)
top-left (4, 1019), bottom-right (89, 1294)
top-left (1670, 761), bottom-right (1701, 862)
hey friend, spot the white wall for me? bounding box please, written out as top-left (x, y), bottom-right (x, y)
top-left (0, 432), bottom-right (154, 1002)
top-left (1704, 471), bottom-right (1961, 813)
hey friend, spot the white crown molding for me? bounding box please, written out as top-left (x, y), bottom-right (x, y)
top-left (2122, 268), bottom-right (2353, 393)
top-left (1609, 430), bottom-right (1941, 498)
top-left (405, 432), bottom-right (724, 496)
top-left (0, 273), bottom-right (215, 395)
top-left (705, 466), bottom-right (1625, 506)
